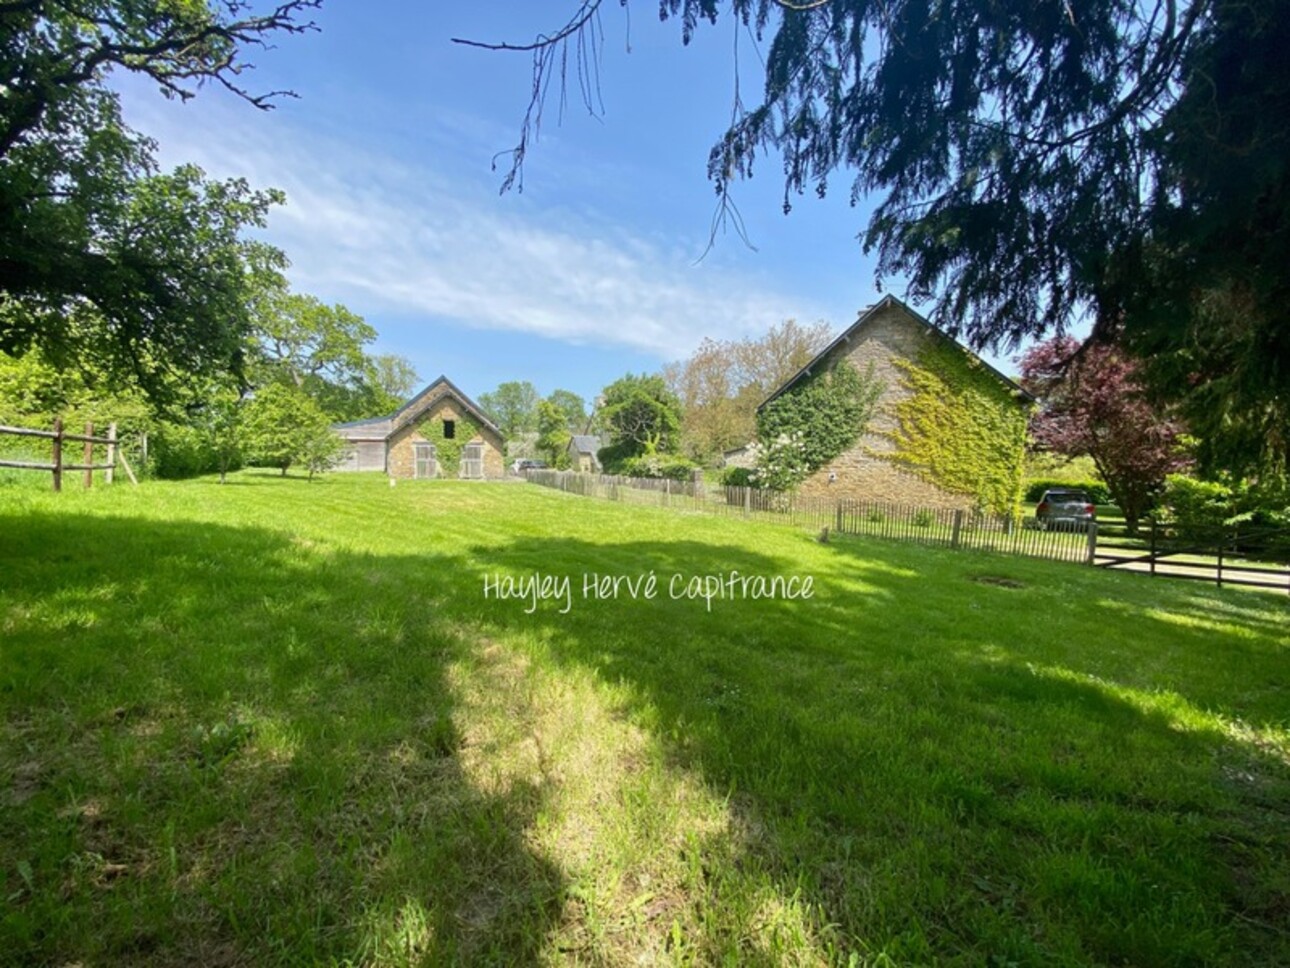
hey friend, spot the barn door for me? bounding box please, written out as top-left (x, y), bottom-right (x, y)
top-left (460, 442), bottom-right (484, 480)
top-left (413, 442), bottom-right (437, 479)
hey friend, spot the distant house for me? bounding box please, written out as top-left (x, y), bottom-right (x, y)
top-left (332, 375), bottom-right (506, 480)
top-left (721, 444), bottom-right (756, 469)
top-left (567, 435), bottom-right (604, 474)
top-left (757, 296), bottom-right (1032, 513)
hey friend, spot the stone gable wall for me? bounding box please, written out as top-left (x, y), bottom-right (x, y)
top-left (792, 304), bottom-right (989, 510)
top-left (386, 397), bottom-right (505, 480)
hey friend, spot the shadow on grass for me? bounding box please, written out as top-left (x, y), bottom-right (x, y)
top-left (2, 511), bottom-right (1287, 965)
top-left (458, 533), bottom-right (1290, 965)
top-left (0, 513), bottom-right (564, 965)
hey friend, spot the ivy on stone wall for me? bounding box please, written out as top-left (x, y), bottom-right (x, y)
top-left (887, 340), bottom-right (1030, 516)
top-left (756, 361), bottom-right (883, 490)
top-left (417, 412), bottom-right (483, 478)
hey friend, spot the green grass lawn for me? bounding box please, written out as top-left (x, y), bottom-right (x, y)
top-left (2, 472), bottom-right (1288, 966)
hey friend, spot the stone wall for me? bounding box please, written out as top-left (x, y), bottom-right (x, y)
top-left (386, 397), bottom-right (505, 480)
top-left (792, 302), bottom-right (1000, 510)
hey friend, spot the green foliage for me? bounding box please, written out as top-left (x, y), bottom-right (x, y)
top-left (242, 383), bottom-right (338, 477)
top-left (913, 509), bottom-right (935, 528)
top-left (888, 342), bottom-right (1029, 516)
top-left (1024, 479), bottom-right (1112, 505)
top-left (151, 423), bottom-right (232, 480)
top-left (0, 0), bottom-right (313, 404)
top-left (416, 411), bottom-right (483, 478)
top-left (1160, 475), bottom-right (1290, 537)
top-left (719, 466), bottom-right (756, 487)
top-left (755, 361), bottom-right (882, 489)
top-left (536, 399), bottom-right (572, 464)
top-left (748, 434), bottom-right (811, 492)
top-left (479, 382), bottom-right (540, 440)
top-left (600, 373), bottom-right (682, 457)
top-left (616, 454), bottom-right (698, 481)
top-left (546, 389), bottom-right (587, 431)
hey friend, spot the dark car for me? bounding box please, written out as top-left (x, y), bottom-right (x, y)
top-left (1035, 489), bottom-right (1096, 531)
top-left (511, 458), bottom-right (548, 475)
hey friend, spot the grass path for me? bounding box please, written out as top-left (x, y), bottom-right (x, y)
top-left (1, 472), bottom-right (1288, 965)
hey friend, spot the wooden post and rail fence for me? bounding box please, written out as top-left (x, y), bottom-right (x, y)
top-left (0, 419), bottom-right (138, 491)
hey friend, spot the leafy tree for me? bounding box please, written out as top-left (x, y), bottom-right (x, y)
top-left (368, 354), bottom-right (421, 410)
top-left (242, 382), bottom-right (340, 478)
top-left (190, 384), bottom-right (245, 485)
top-left (664, 319), bottom-right (833, 462)
top-left (0, 1), bottom-right (317, 402)
top-left (251, 290), bottom-right (375, 390)
top-left (545, 389), bottom-right (587, 431)
top-left (466, 0), bottom-right (1290, 477)
top-left (599, 373), bottom-right (681, 457)
top-left (478, 381), bottom-right (540, 440)
top-left (535, 399), bottom-right (572, 465)
top-left (1019, 337), bottom-right (1190, 534)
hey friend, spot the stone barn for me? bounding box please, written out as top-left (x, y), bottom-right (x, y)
top-left (332, 376), bottom-right (506, 480)
top-left (758, 296), bottom-right (1032, 515)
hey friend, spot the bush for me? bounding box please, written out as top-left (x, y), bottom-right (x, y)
top-left (151, 423), bottom-right (236, 479)
top-left (1024, 478), bottom-right (1111, 505)
top-left (913, 509), bottom-right (935, 528)
top-left (1161, 475), bottom-right (1233, 530)
top-left (615, 454), bottom-right (699, 481)
top-left (720, 466), bottom-right (757, 487)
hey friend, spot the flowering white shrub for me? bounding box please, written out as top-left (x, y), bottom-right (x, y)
top-left (750, 432), bottom-right (811, 491)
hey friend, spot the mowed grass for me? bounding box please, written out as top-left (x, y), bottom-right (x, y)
top-left (1, 473), bottom-right (1287, 966)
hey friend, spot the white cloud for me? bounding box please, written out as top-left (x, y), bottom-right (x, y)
top-left (125, 97), bottom-right (828, 361)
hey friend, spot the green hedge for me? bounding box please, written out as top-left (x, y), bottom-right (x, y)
top-left (1024, 479), bottom-right (1110, 505)
top-left (719, 466), bottom-right (757, 487)
top-left (615, 454), bottom-right (699, 481)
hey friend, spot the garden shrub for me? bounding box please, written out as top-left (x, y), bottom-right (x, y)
top-left (616, 454), bottom-right (698, 481)
top-left (151, 423), bottom-right (238, 479)
top-left (720, 466), bottom-right (757, 487)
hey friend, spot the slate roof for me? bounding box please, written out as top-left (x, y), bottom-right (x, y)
top-left (569, 435), bottom-right (603, 455)
top-left (332, 375), bottom-right (503, 440)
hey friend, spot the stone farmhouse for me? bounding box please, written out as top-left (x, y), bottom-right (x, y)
top-left (332, 376), bottom-right (506, 480)
top-left (759, 296), bottom-right (1032, 513)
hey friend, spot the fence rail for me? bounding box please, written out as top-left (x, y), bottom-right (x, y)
top-left (1096, 519), bottom-right (1290, 592)
top-left (0, 419), bottom-right (138, 491)
top-left (524, 469), bottom-right (1095, 565)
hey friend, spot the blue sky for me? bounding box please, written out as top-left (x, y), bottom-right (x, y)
top-left (119, 2), bottom-right (1021, 405)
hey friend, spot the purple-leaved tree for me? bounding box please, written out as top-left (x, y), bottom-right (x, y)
top-left (1019, 338), bottom-right (1190, 534)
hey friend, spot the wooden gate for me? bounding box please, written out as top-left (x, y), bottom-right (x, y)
top-left (460, 442), bottom-right (484, 480)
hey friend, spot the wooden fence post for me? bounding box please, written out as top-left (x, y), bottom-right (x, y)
top-left (83, 421), bottom-right (93, 488)
top-left (51, 417), bottom-right (62, 492)
top-left (951, 509), bottom-right (963, 549)
top-left (1085, 520), bottom-right (1098, 565)
top-left (106, 423), bottom-right (117, 485)
top-left (1150, 519), bottom-right (1158, 577)
top-left (743, 486), bottom-right (751, 518)
top-left (1216, 538), bottom-right (1224, 590)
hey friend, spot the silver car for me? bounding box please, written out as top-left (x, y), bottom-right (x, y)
top-left (1035, 489), bottom-right (1096, 531)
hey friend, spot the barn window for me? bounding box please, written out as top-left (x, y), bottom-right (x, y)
top-left (442, 419), bottom-right (456, 439)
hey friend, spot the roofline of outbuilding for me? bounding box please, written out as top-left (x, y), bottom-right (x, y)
top-left (332, 375), bottom-right (503, 439)
top-left (756, 295), bottom-right (1034, 412)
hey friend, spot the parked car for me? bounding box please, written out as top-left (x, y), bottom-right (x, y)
top-left (511, 458), bottom-right (548, 475)
top-left (1035, 489), bottom-right (1097, 531)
